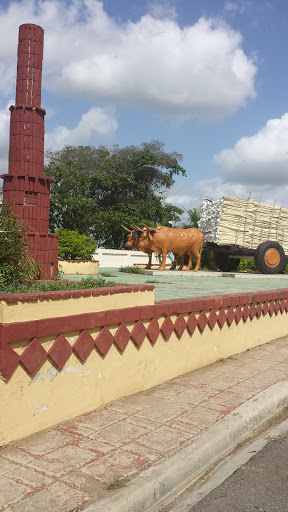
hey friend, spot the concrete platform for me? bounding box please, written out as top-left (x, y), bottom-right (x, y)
top-left (141, 269), bottom-right (288, 279)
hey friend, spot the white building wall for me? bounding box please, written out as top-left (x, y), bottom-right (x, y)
top-left (93, 248), bottom-right (171, 268)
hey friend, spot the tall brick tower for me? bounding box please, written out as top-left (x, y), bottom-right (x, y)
top-left (1, 24), bottom-right (58, 279)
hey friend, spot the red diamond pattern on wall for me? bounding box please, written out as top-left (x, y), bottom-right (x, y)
top-left (285, 299), bottom-right (288, 312)
top-left (48, 334), bottom-right (72, 369)
top-left (20, 337), bottom-right (47, 376)
top-left (274, 301), bottom-right (280, 315)
top-left (0, 343), bottom-right (20, 380)
top-left (187, 312), bottom-right (197, 335)
top-left (235, 305), bottom-right (243, 325)
top-left (269, 301), bottom-right (275, 317)
top-left (249, 304), bottom-right (256, 320)
top-left (160, 316), bottom-right (174, 340)
top-left (226, 307), bottom-right (235, 327)
top-left (95, 326), bottom-right (114, 356)
top-left (174, 314), bottom-right (187, 338)
top-left (197, 311), bottom-right (208, 333)
top-left (242, 304), bottom-right (250, 322)
top-left (208, 310), bottom-right (218, 329)
top-left (217, 309), bottom-right (226, 328)
top-left (114, 323), bottom-right (131, 352)
top-left (147, 318), bottom-right (160, 344)
top-left (131, 320), bottom-right (147, 347)
top-left (256, 303), bottom-right (262, 318)
top-left (280, 300), bottom-right (286, 313)
top-left (262, 302), bottom-right (269, 316)
top-left (73, 330), bottom-right (95, 362)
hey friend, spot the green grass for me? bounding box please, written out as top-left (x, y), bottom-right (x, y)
top-left (119, 266), bottom-right (145, 274)
top-left (0, 276), bottom-right (118, 294)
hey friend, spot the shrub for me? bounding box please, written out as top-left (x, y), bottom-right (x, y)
top-left (0, 205), bottom-right (41, 284)
top-left (56, 229), bottom-right (97, 260)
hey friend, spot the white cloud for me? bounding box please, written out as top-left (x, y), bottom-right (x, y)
top-left (0, 0), bottom-right (256, 121)
top-left (169, 176), bottom-right (288, 219)
top-left (45, 106), bottom-right (118, 150)
top-left (214, 113), bottom-right (288, 185)
top-left (147, 1), bottom-right (177, 20)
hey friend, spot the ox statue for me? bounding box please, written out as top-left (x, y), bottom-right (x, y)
top-left (122, 225), bottom-right (184, 270)
top-left (138, 225), bottom-right (203, 271)
top-left (122, 225), bottom-right (153, 269)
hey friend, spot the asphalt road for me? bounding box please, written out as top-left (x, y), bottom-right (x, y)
top-left (189, 434), bottom-right (288, 512)
top-left (162, 417), bottom-right (288, 512)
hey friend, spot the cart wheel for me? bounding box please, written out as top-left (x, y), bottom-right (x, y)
top-left (213, 252), bottom-right (240, 272)
top-left (254, 241), bottom-right (285, 274)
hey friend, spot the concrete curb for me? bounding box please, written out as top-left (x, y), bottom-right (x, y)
top-left (83, 380), bottom-right (288, 512)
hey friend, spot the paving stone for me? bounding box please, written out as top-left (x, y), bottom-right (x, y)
top-left (120, 442), bottom-right (161, 461)
top-left (59, 421), bottom-right (96, 438)
top-left (81, 449), bottom-right (151, 483)
top-left (167, 387), bottom-right (217, 406)
top-left (206, 390), bottom-right (252, 408)
top-left (6, 466), bottom-right (52, 488)
top-left (73, 437), bottom-right (116, 455)
top-left (166, 419), bottom-right (203, 435)
top-left (202, 374), bottom-right (243, 391)
top-left (78, 409), bottom-right (127, 431)
top-left (0, 474), bottom-right (29, 508)
top-left (136, 402), bottom-right (186, 422)
top-left (260, 351), bottom-right (288, 363)
top-left (115, 393), bottom-right (165, 411)
top-left (273, 362), bottom-right (288, 375)
top-left (0, 449), bottom-right (35, 466)
top-left (15, 430), bottom-right (72, 456)
top-left (176, 405), bottom-right (225, 428)
top-left (26, 457), bottom-right (73, 478)
top-left (95, 421), bottom-right (148, 447)
top-left (136, 425), bottom-right (192, 453)
top-left (125, 415), bottom-right (161, 431)
top-left (8, 481), bottom-right (90, 512)
top-left (46, 444), bottom-right (99, 467)
top-left (0, 457), bottom-right (19, 475)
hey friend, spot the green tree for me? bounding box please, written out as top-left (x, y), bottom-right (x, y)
top-left (0, 205), bottom-right (41, 283)
top-left (182, 208), bottom-right (200, 228)
top-left (46, 141), bottom-right (186, 248)
top-left (57, 229), bottom-right (97, 260)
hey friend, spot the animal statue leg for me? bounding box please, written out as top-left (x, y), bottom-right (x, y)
top-left (178, 255), bottom-right (184, 270)
top-left (170, 253), bottom-right (177, 270)
top-left (145, 252), bottom-right (152, 269)
top-left (159, 252), bottom-right (167, 271)
top-left (185, 251), bottom-right (193, 271)
top-left (193, 249), bottom-right (201, 272)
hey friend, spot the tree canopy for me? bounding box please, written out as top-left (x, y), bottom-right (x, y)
top-left (46, 141), bottom-right (186, 249)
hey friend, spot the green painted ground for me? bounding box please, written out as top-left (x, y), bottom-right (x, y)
top-left (66, 268), bottom-right (288, 302)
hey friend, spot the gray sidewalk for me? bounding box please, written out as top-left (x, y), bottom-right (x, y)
top-left (1, 336), bottom-right (288, 512)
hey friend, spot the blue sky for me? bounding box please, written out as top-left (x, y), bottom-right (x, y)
top-left (0, 0), bottom-right (288, 215)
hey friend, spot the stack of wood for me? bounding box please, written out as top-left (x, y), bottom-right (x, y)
top-left (199, 196), bottom-right (288, 253)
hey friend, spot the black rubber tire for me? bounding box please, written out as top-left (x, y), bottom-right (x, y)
top-left (254, 241), bottom-right (285, 274)
top-left (213, 252), bottom-right (240, 272)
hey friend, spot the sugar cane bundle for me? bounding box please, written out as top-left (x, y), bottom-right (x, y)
top-left (198, 196), bottom-right (288, 253)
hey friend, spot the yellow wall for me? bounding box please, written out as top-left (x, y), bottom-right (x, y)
top-left (0, 289), bottom-right (154, 323)
top-left (59, 260), bottom-right (99, 275)
top-left (1, 309), bottom-right (288, 445)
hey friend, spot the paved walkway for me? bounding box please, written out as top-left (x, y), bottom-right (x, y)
top-left (1, 336), bottom-right (288, 511)
top-left (70, 268), bottom-right (288, 301)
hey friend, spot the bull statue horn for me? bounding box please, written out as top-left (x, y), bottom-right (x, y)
top-left (121, 225), bottom-right (132, 233)
top-left (142, 224), bottom-right (154, 230)
top-left (131, 224), bottom-right (143, 232)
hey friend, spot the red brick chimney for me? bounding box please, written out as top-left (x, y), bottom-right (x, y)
top-left (1, 24), bottom-right (58, 279)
